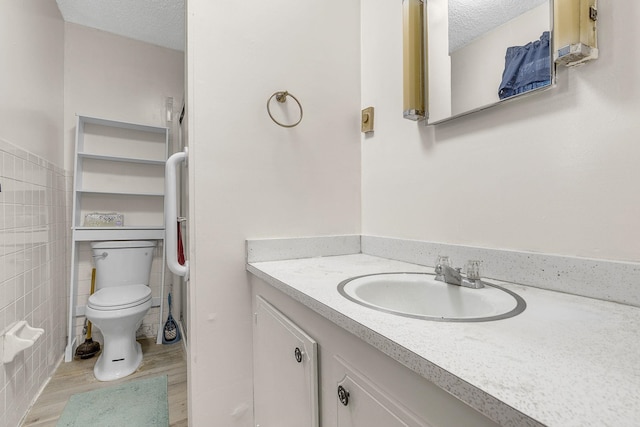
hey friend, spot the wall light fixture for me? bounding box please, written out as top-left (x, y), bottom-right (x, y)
top-left (554, 0), bottom-right (598, 66)
top-left (403, 0), bottom-right (427, 121)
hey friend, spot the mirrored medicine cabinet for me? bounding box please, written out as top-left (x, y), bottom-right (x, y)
top-left (426, 0), bottom-right (554, 124)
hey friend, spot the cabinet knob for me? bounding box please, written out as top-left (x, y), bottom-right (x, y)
top-left (294, 347), bottom-right (303, 363)
top-left (337, 385), bottom-right (350, 406)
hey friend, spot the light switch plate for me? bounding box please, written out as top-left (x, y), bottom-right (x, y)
top-left (361, 107), bottom-right (374, 133)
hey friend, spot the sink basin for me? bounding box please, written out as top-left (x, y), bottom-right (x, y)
top-left (338, 272), bottom-right (526, 322)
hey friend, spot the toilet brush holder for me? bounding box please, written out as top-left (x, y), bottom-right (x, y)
top-left (2, 321), bottom-right (45, 363)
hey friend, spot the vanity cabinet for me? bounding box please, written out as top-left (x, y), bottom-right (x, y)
top-left (253, 296), bottom-right (319, 427)
top-left (250, 278), bottom-right (500, 427)
top-left (65, 115), bottom-right (169, 362)
top-left (334, 357), bottom-right (430, 427)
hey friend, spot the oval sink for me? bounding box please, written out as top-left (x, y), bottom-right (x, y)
top-left (338, 272), bottom-right (526, 322)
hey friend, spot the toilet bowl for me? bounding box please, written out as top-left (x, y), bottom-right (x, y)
top-left (85, 240), bottom-right (155, 381)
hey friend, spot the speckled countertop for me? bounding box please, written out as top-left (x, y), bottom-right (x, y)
top-left (247, 253), bottom-right (640, 427)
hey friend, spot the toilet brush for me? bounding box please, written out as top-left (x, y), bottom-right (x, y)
top-left (75, 268), bottom-right (101, 359)
top-left (162, 289), bottom-right (181, 344)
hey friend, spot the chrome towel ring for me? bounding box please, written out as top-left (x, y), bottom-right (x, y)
top-left (267, 90), bottom-right (303, 128)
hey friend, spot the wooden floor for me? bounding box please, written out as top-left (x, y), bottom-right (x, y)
top-left (22, 338), bottom-right (188, 427)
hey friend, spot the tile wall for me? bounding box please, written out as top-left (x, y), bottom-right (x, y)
top-left (0, 138), bottom-right (70, 427)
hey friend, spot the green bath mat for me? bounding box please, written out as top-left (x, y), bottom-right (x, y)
top-left (57, 375), bottom-right (169, 427)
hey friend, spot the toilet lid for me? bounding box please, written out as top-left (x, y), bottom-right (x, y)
top-left (88, 285), bottom-right (152, 310)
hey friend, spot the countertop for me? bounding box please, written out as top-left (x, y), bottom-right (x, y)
top-left (247, 253), bottom-right (640, 427)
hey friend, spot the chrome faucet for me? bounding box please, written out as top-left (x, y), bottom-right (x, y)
top-left (434, 263), bottom-right (462, 286)
top-left (434, 257), bottom-right (485, 289)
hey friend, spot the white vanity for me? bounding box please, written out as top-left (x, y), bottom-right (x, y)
top-left (247, 236), bottom-right (640, 427)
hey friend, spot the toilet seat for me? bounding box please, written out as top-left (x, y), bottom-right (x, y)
top-left (88, 285), bottom-right (152, 311)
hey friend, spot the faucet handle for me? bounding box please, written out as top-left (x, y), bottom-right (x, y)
top-left (434, 255), bottom-right (450, 278)
top-left (436, 255), bottom-right (450, 268)
top-left (465, 260), bottom-right (482, 280)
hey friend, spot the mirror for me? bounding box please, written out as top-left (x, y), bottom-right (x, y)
top-left (427, 0), bottom-right (553, 124)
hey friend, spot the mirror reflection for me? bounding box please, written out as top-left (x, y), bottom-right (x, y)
top-left (427, 0), bottom-right (553, 124)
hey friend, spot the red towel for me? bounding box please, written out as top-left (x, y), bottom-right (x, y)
top-left (177, 221), bottom-right (185, 266)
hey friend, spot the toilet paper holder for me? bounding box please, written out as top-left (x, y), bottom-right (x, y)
top-left (2, 321), bottom-right (44, 363)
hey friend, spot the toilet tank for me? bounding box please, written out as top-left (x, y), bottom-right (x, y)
top-left (91, 240), bottom-right (156, 289)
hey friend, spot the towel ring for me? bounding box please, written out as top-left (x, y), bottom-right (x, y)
top-left (267, 91), bottom-right (303, 128)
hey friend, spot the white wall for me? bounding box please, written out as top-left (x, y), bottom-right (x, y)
top-left (0, 0), bottom-right (64, 165)
top-left (187, 0), bottom-right (361, 424)
top-left (63, 23), bottom-right (185, 345)
top-left (63, 22), bottom-right (185, 170)
top-left (0, 2), bottom-right (66, 426)
top-left (362, 0), bottom-right (640, 263)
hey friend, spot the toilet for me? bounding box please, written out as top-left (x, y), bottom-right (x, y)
top-left (85, 240), bottom-right (156, 381)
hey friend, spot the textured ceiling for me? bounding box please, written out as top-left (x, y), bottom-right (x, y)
top-left (56, 0), bottom-right (185, 51)
top-left (449, 0), bottom-right (547, 52)
top-left (55, 0), bottom-right (545, 55)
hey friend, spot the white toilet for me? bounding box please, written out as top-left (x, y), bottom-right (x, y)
top-left (85, 240), bottom-right (156, 381)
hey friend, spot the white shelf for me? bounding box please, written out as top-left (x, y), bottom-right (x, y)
top-left (73, 227), bottom-right (165, 241)
top-left (79, 115), bottom-right (169, 134)
top-left (77, 189), bottom-right (165, 197)
top-left (65, 115), bottom-right (169, 363)
top-left (75, 226), bottom-right (165, 230)
top-left (78, 152), bottom-right (166, 165)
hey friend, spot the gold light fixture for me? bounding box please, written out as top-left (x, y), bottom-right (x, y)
top-left (403, 0), bottom-right (427, 121)
top-left (554, 0), bottom-right (598, 66)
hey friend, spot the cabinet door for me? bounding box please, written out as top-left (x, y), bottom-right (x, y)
top-left (253, 296), bottom-right (318, 427)
top-left (335, 356), bottom-right (432, 427)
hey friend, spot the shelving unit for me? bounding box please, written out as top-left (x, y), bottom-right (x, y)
top-left (65, 115), bottom-right (169, 362)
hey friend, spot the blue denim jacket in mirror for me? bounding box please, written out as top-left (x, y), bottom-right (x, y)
top-left (498, 31), bottom-right (551, 100)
